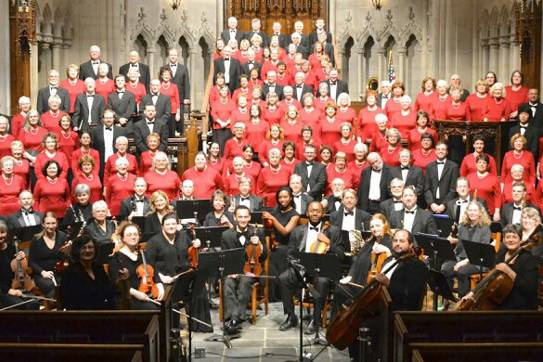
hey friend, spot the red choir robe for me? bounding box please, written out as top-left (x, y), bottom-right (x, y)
top-left (145, 170), bottom-right (181, 201)
top-left (460, 153), bottom-right (498, 177)
top-left (182, 166), bottom-right (223, 199)
top-left (466, 173), bottom-right (501, 214)
top-left (71, 173), bottom-right (103, 204)
top-left (0, 175), bottom-right (26, 216)
top-left (256, 165), bottom-right (291, 207)
top-left (105, 173), bottom-right (137, 216)
top-left (34, 177), bottom-right (71, 218)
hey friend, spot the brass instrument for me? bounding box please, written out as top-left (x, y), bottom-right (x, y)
top-left (348, 229), bottom-right (365, 256)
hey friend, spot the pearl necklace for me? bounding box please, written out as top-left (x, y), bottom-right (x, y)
top-left (47, 177), bottom-right (58, 184)
top-left (118, 173), bottom-right (128, 182)
top-left (3, 174), bottom-right (13, 186)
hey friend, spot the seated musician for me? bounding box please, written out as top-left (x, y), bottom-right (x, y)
top-left (262, 187), bottom-right (300, 300)
top-left (289, 174), bottom-right (313, 215)
top-left (118, 177), bottom-right (152, 221)
top-left (59, 234), bottom-right (116, 310)
top-left (28, 212), bottom-right (71, 299)
top-left (520, 207), bottom-right (543, 258)
top-left (203, 190), bottom-right (234, 227)
top-left (321, 177), bottom-right (345, 214)
top-left (445, 177), bottom-right (480, 222)
top-left (144, 191), bottom-right (174, 237)
top-left (62, 184), bottom-right (93, 227)
top-left (230, 177), bottom-right (263, 212)
top-left (221, 206), bottom-right (268, 334)
top-left (330, 188), bottom-right (371, 235)
top-left (379, 177), bottom-right (404, 219)
top-left (180, 179), bottom-right (195, 201)
top-left (389, 186), bottom-right (438, 235)
top-left (7, 190), bottom-right (44, 229)
top-left (462, 224), bottom-right (540, 310)
top-left (278, 201), bottom-right (343, 334)
top-left (501, 182), bottom-right (540, 225)
top-left (0, 220), bottom-right (39, 310)
top-left (108, 222), bottom-right (164, 310)
top-left (84, 200), bottom-right (116, 246)
top-left (442, 201), bottom-right (491, 297)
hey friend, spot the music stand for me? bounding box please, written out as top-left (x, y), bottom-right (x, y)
top-left (427, 269), bottom-right (457, 309)
top-left (194, 226), bottom-right (228, 250)
top-left (433, 214), bottom-right (455, 237)
top-left (249, 209), bottom-right (273, 225)
top-left (12, 224), bottom-right (43, 243)
top-left (176, 199), bottom-right (212, 225)
top-left (201, 248), bottom-right (245, 347)
top-left (96, 243), bottom-right (115, 264)
top-left (461, 239), bottom-right (496, 280)
top-left (172, 268), bottom-right (199, 362)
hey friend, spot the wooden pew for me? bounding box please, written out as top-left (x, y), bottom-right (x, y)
top-left (411, 342), bottom-right (543, 362)
top-left (393, 311), bottom-right (543, 362)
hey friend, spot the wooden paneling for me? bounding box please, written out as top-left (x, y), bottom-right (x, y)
top-left (516, 0), bottom-right (542, 89)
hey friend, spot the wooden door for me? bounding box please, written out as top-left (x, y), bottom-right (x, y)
top-left (225, 0), bottom-right (328, 35)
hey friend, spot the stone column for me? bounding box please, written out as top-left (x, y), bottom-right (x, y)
top-left (357, 47), bottom-right (365, 100)
top-left (190, 49), bottom-right (198, 102)
top-left (397, 46), bottom-right (407, 82)
top-left (510, 34), bottom-right (520, 72)
top-left (499, 35), bottom-right (510, 81)
top-left (377, 47), bottom-right (385, 82)
top-left (488, 37), bottom-right (500, 74)
top-left (30, 42), bottom-right (40, 105)
top-left (51, 41), bottom-right (62, 72)
top-left (147, 47), bottom-right (157, 81)
top-left (39, 42), bottom-right (52, 87)
top-left (481, 39), bottom-right (489, 73)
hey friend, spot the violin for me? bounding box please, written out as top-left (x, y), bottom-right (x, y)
top-left (10, 239), bottom-right (37, 293)
top-left (366, 236), bottom-right (388, 284)
top-left (310, 221), bottom-right (332, 254)
top-left (243, 227), bottom-right (263, 276)
top-left (136, 249), bottom-right (160, 299)
top-left (186, 223), bottom-right (200, 269)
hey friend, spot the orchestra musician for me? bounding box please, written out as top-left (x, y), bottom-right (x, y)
top-left (520, 207), bottom-right (543, 258)
top-left (322, 178), bottom-right (345, 214)
top-left (8, 190), bottom-right (44, 229)
top-left (221, 205), bottom-right (268, 334)
top-left (289, 174), bottom-right (313, 215)
top-left (424, 141), bottom-right (460, 214)
top-left (203, 190), bottom-right (234, 228)
top-left (61, 184), bottom-right (93, 227)
top-left (278, 201), bottom-right (343, 334)
top-left (379, 178), bottom-right (405, 219)
top-left (389, 186), bottom-right (438, 235)
top-left (230, 177), bottom-right (263, 212)
top-left (330, 189), bottom-right (371, 237)
top-left (84, 200), bottom-right (116, 246)
top-left (501, 182), bottom-right (540, 225)
top-left (144, 191), bottom-right (175, 237)
top-left (118, 177), bottom-right (152, 221)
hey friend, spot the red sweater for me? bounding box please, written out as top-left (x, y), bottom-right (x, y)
top-left (34, 177), bottom-right (71, 218)
top-left (445, 102), bottom-right (470, 121)
top-left (71, 148), bottom-right (101, 177)
top-left (126, 82), bottom-right (147, 106)
top-left (34, 151), bottom-right (70, 180)
top-left (505, 86), bottom-right (529, 113)
top-left (0, 134), bottom-right (16, 158)
top-left (299, 107), bottom-right (322, 130)
top-left (211, 100), bottom-right (236, 129)
top-left (139, 150), bottom-right (157, 176)
top-left (13, 159), bottom-right (30, 184)
top-left (59, 79), bottom-right (86, 113)
top-left (278, 99), bottom-right (301, 114)
top-left (245, 120), bottom-right (269, 150)
top-left (326, 166), bottom-right (355, 194)
top-left (256, 166), bottom-right (291, 207)
top-left (55, 130), bottom-right (80, 163)
top-left (18, 127), bottom-right (48, 153)
top-left (95, 79), bottom-right (115, 106)
top-left (466, 173), bottom-right (501, 213)
top-left (182, 167), bottom-right (222, 199)
top-left (319, 117), bottom-right (342, 147)
top-left (415, 91), bottom-right (437, 114)
top-left (482, 97), bottom-right (511, 122)
top-left (10, 114), bottom-right (25, 139)
top-left (465, 94), bottom-right (488, 121)
top-left (391, 110), bottom-right (416, 138)
top-left (333, 139), bottom-right (357, 162)
top-left (105, 173), bottom-right (137, 216)
top-left (104, 153), bottom-right (139, 182)
top-left (429, 96), bottom-right (451, 120)
top-left (223, 137), bottom-right (246, 160)
top-left (223, 173), bottom-right (255, 196)
top-left (0, 175), bottom-right (26, 216)
top-left (384, 98), bottom-right (402, 120)
top-left (281, 120), bottom-right (303, 144)
top-left (261, 107), bottom-right (285, 125)
top-left (412, 148), bottom-right (437, 173)
top-left (71, 173), bottom-right (103, 204)
top-left (145, 170), bottom-right (181, 201)
top-left (502, 150), bottom-right (536, 186)
top-left (408, 128), bottom-right (438, 151)
top-left (258, 140), bottom-right (283, 165)
top-left (40, 111), bottom-right (66, 134)
top-left (460, 153), bottom-right (498, 177)
top-left (357, 107), bottom-right (383, 140)
top-left (230, 108), bottom-right (250, 124)
top-left (160, 82), bottom-right (180, 113)
top-left (336, 108), bottom-right (356, 124)
top-left (380, 145), bottom-right (402, 167)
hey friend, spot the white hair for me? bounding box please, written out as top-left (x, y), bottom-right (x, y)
top-left (18, 96), bottom-right (31, 105)
top-left (115, 157), bottom-right (129, 167)
top-left (436, 79), bottom-right (449, 89)
top-left (115, 136), bottom-right (128, 145)
top-left (92, 200), bottom-right (108, 212)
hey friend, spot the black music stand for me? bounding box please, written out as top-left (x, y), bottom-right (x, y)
top-left (194, 226), bottom-right (228, 250)
top-left (249, 209), bottom-right (273, 225)
top-left (172, 268), bottom-right (199, 362)
top-left (433, 214), bottom-right (455, 237)
top-left (12, 224), bottom-right (43, 243)
top-left (461, 239), bottom-right (496, 280)
top-left (96, 242), bottom-right (115, 264)
top-left (201, 248), bottom-right (245, 347)
top-left (427, 269), bottom-right (457, 307)
top-left (176, 199), bottom-right (212, 225)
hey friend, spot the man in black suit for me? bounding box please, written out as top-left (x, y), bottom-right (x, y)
top-left (244, 18), bottom-right (269, 48)
top-left (278, 201), bottom-right (343, 333)
top-left (308, 18), bottom-right (333, 46)
top-left (292, 71), bottom-right (313, 102)
top-left (119, 50), bottom-right (150, 92)
top-left (36, 69), bottom-right (70, 114)
top-left (220, 16), bottom-right (244, 44)
top-left (392, 149), bottom-right (424, 198)
top-left (293, 20), bottom-right (310, 49)
top-left (322, 178), bottom-right (345, 214)
top-left (330, 189), bottom-right (371, 250)
top-left (290, 32), bottom-right (309, 60)
top-left (501, 182), bottom-right (540, 225)
top-left (289, 174), bottom-right (313, 215)
top-left (166, 48), bottom-right (190, 127)
top-left (221, 206), bottom-right (268, 333)
top-left (213, 46), bottom-right (241, 94)
top-left (445, 177), bottom-right (475, 223)
top-left (377, 80), bottom-right (392, 109)
top-left (8, 191), bottom-right (44, 229)
top-left (520, 88), bottom-right (543, 128)
top-left (118, 177), bottom-right (152, 221)
top-left (508, 104), bottom-right (540, 160)
top-left (231, 177), bottom-right (263, 212)
top-left (424, 141), bottom-right (459, 214)
top-left (240, 48), bottom-right (262, 77)
top-left (72, 78), bottom-right (106, 131)
top-left (140, 79), bottom-right (171, 123)
top-left (270, 22), bottom-right (290, 49)
top-left (90, 109), bottom-right (127, 178)
top-left (293, 144), bottom-right (327, 200)
top-left (379, 178), bottom-right (405, 220)
top-left (319, 69), bottom-right (348, 102)
top-left (389, 186), bottom-right (438, 235)
top-left (134, 104), bottom-right (169, 153)
top-left (107, 75), bottom-right (136, 128)
top-left (79, 45), bottom-right (113, 80)
top-left (357, 152), bottom-right (393, 213)
top-left (262, 70), bottom-right (284, 100)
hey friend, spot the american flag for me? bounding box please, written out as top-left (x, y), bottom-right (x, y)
top-left (387, 50), bottom-right (396, 82)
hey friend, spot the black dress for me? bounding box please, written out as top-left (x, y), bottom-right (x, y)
top-left (84, 220), bottom-right (116, 245)
top-left (203, 211), bottom-right (234, 227)
top-left (61, 203), bottom-right (93, 227)
top-left (0, 244), bottom-right (39, 310)
top-left (60, 262), bottom-right (116, 310)
top-left (28, 231), bottom-right (68, 298)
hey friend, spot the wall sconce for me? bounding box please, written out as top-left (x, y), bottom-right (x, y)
top-left (372, 0), bottom-right (382, 10)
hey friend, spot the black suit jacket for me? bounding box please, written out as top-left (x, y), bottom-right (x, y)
top-left (391, 166), bottom-right (424, 196)
top-left (231, 195), bottom-right (263, 212)
top-left (119, 63), bottom-right (150, 92)
top-left (140, 94), bottom-right (171, 122)
top-left (508, 123), bottom-right (540, 161)
top-left (134, 118), bottom-right (169, 153)
top-left (107, 91), bottom-right (136, 120)
top-left (424, 160), bottom-right (459, 206)
top-left (168, 62), bottom-right (190, 102)
top-left (520, 101), bottom-right (543, 128)
top-left (72, 93), bottom-right (106, 130)
top-left (324, 195), bottom-right (341, 214)
top-left (36, 86), bottom-right (70, 114)
top-left (294, 161), bottom-right (327, 200)
top-left (357, 166), bottom-right (393, 211)
top-left (262, 83), bottom-right (284, 100)
top-left (500, 202), bottom-right (540, 225)
top-left (293, 84), bottom-right (313, 102)
top-left (319, 80), bottom-right (349, 101)
top-left (379, 198), bottom-right (403, 220)
top-left (118, 196), bottom-right (152, 221)
top-left (244, 31), bottom-right (269, 47)
top-left (445, 197), bottom-right (488, 222)
top-left (389, 208), bottom-right (439, 236)
top-left (220, 29), bottom-right (245, 44)
top-left (308, 31), bottom-right (333, 46)
top-left (271, 33), bottom-right (290, 49)
top-left (287, 223), bottom-right (344, 260)
top-left (292, 193), bottom-right (312, 215)
top-left (294, 44), bottom-right (309, 59)
top-left (8, 210), bottom-right (44, 229)
top-left (330, 206), bottom-right (371, 231)
top-left (220, 226), bottom-right (268, 264)
top-left (79, 60), bottom-right (113, 80)
top-left (241, 61), bottom-right (262, 78)
top-left (388, 256), bottom-right (429, 311)
top-left (90, 125), bottom-right (127, 173)
top-left (213, 57), bottom-right (242, 93)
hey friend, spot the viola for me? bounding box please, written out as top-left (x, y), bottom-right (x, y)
top-left (136, 249), bottom-right (160, 299)
top-left (310, 221), bottom-right (332, 254)
top-left (186, 223), bottom-right (200, 268)
top-left (10, 240), bottom-right (37, 293)
top-left (243, 228), bottom-right (263, 276)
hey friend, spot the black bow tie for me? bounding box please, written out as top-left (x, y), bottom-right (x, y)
top-left (151, 93), bottom-right (159, 96)
top-left (309, 226), bottom-right (319, 231)
top-left (344, 211), bottom-right (354, 216)
top-left (457, 199), bottom-right (468, 204)
top-left (240, 197), bottom-right (250, 201)
top-left (437, 161), bottom-right (445, 165)
top-left (224, 58), bottom-right (230, 61)
top-left (23, 209), bottom-right (34, 215)
top-left (135, 198), bottom-right (144, 203)
top-left (372, 169), bottom-right (381, 173)
top-left (92, 61), bottom-right (100, 65)
top-left (306, 161), bottom-right (313, 166)
top-left (520, 125), bottom-right (528, 129)
top-left (147, 121), bottom-right (154, 126)
top-left (230, 30), bottom-right (235, 33)
top-left (117, 91), bottom-right (125, 94)
top-left (237, 231), bottom-right (248, 239)
top-left (405, 210), bottom-right (416, 214)
top-left (50, 86), bottom-right (58, 90)
top-left (297, 85), bottom-right (303, 88)
top-left (87, 94), bottom-right (94, 98)
top-left (401, 166), bottom-right (410, 170)
top-left (330, 82), bottom-right (336, 86)
top-left (170, 64), bottom-right (177, 67)
top-left (394, 200), bottom-right (402, 204)
top-left (105, 126), bottom-right (113, 131)
top-left (293, 195), bottom-right (301, 199)
top-left (130, 63), bottom-right (138, 67)
top-left (513, 205), bottom-right (522, 210)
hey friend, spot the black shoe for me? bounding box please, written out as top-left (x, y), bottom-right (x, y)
top-left (224, 320), bottom-right (241, 335)
top-left (304, 320), bottom-right (318, 335)
top-left (279, 315), bottom-right (298, 331)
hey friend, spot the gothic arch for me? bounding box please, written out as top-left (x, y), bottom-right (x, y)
top-left (41, 3), bottom-right (53, 36)
top-left (489, 7), bottom-right (501, 38)
top-left (52, 6), bottom-right (63, 38)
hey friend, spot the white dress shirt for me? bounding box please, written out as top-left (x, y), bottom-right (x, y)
top-left (22, 209), bottom-right (37, 226)
top-left (382, 257), bottom-right (398, 279)
top-left (224, 59), bottom-right (231, 84)
top-left (456, 197), bottom-right (470, 221)
top-left (293, 194), bottom-right (303, 214)
top-left (306, 162), bottom-right (313, 192)
top-left (330, 83), bottom-right (337, 100)
top-left (512, 203), bottom-right (523, 225)
top-left (170, 63), bottom-right (177, 77)
top-left (341, 209), bottom-right (355, 231)
top-left (403, 207), bottom-right (417, 232)
top-left (86, 94), bottom-right (94, 125)
top-left (369, 170), bottom-right (382, 201)
top-left (134, 197), bottom-right (145, 216)
top-left (436, 160), bottom-right (445, 199)
top-left (305, 222), bottom-right (322, 253)
top-left (104, 125), bottom-right (114, 161)
top-left (238, 195), bottom-right (251, 209)
top-left (92, 61), bottom-right (100, 75)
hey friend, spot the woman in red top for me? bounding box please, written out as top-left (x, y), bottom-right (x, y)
top-left (230, 95), bottom-right (250, 125)
top-left (380, 128), bottom-right (403, 167)
top-left (103, 136), bottom-right (138, 181)
top-left (300, 93), bottom-right (322, 132)
top-left (319, 145), bottom-right (333, 167)
top-left (483, 83), bottom-right (511, 122)
top-left (71, 132), bottom-right (100, 177)
top-left (11, 96), bottom-right (32, 139)
top-left (139, 133), bottom-right (161, 176)
top-left (384, 80), bottom-right (405, 120)
top-left (211, 85), bottom-right (235, 152)
top-left (40, 95), bottom-right (66, 134)
top-left (33, 160), bottom-right (71, 219)
top-left (212, 39), bottom-right (225, 61)
top-left (144, 151), bottom-right (181, 200)
top-left (182, 152), bottom-right (223, 199)
top-left (356, 92), bottom-right (383, 142)
top-left (446, 88), bottom-right (470, 121)
top-left (223, 122), bottom-right (247, 160)
top-left (0, 156), bottom-right (26, 216)
top-left (429, 79), bottom-right (451, 120)
top-left (460, 136), bottom-right (498, 177)
top-left (296, 125), bottom-right (321, 160)
top-left (333, 123), bottom-right (357, 162)
top-left (278, 86), bottom-right (301, 114)
top-left (502, 165), bottom-right (535, 204)
top-left (281, 105), bottom-right (304, 144)
top-left (209, 73), bottom-right (228, 105)
top-left (315, 82), bottom-right (333, 112)
top-left (71, 155), bottom-right (102, 204)
top-left (56, 114), bottom-right (79, 162)
top-left (224, 156), bottom-right (255, 196)
top-left (258, 123), bottom-right (284, 167)
top-left (369, 113), bottom-right (389, 152)
top-left (412, 133), bottom-right (437, 173)
top-left (280, 141), bottom-right (298, 173)
top-left (232, 75), bottom-right (252, 105)
top-left (34, 133), bottom-right (70, 181)
top-left (391, 95), bottom-right (416, 138)
top-left (237, 39), bottom-right (251, 64)
top-left (336, 93), bottom-right (356, 125)
top-left (320, 102), bottom-right (342, 147)
top-left (59, 64), bottom-right (86, 114)
top-left (241, 145), bottom-right (262, 180)
top-left (465, 79), bottom-right (490, 121)
top-left (308, 41), bottom-right (324, 70)
top-left (276, 62), bottom-right (293, 87)
top-left (348, 143), bottom-right (370, 179)
top-left (262, 92), bottom-right (284, 125)
top-left (408, 111), bottom-right (438, 151)
top-left (505, 70), bottom-right (529, 117)
top-left (415, 76), bottom-right (437, 114)
top-left (207, 142), bottom-right (226, 175)
top-left (0, 116), bottom-right (15, 158)
top-left (248, 69), bottom-right (264, 91)
top-left (256, 148), bottom-right (291, 207)
top-left (159, 66), bottom-right (181, 132)
top-left (326, 152), bottom-right (355, 194)
top-left (245, 104), bottom-right (269, 151)
top-left (105, 157), bottom-right (137, 216)
top-left (502, 134), bottom-right (536, 186)
top-left (95, 63), bottom-right (115, 106)
top-left (10, 140), bottom-right (30, 183)
top-left (126, 67), bottom-right (147, 108)
top-left (466, 154), bottom-right (501, 221)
